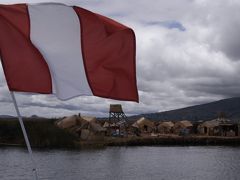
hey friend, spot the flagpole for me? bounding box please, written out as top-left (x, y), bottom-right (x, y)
top-left (10, 91), bottom-right (39, 180)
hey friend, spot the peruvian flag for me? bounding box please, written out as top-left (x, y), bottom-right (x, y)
top-left (0, 3), bottom-right (138, 102)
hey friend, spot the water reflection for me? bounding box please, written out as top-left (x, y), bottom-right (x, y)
top-left (0, 146), bottom-right (239, 180)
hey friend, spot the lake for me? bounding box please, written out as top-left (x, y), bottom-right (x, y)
top-left (0, 146), bottom-right (239, 180)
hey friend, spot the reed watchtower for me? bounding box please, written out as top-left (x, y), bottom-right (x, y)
top-left (109, 104), bottom-right (128, 125)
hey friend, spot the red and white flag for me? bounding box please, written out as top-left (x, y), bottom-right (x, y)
top-left (0, 3), bottom-right (138, 102)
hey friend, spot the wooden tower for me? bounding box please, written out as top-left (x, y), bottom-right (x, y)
top-left (109, 104), bottom-right (127, 125)
top-left (108, 104), bottom-right (128, 136)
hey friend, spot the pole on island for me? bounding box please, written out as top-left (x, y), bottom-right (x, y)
top-left (10, 91), bottom-right (39, 180)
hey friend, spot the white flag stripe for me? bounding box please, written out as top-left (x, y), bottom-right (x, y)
top-left (28, 4), bottom-right (92, 100)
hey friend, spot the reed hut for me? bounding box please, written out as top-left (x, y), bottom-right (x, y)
top-left (74, 116), bottom-right (106, 140)
top-left (197, 119), bottom-right (220, 136)
top-left (56, 115), bottom-right (80, 129)
top-left (103, 121), bottom-right (110, 128)
top-left (81, 116), bottom-right (96, 124)
top-left (173, 120), bottom-right (193, 135)
top-left (78, 121), bottom-right (107, 140)
top-left (56, 114), bottom-right (106, 140)
top-left (198, 118), bottom-right (238, 136)
top-left (103, 121), bottom-right (120, 136)
top-left (132, 117), bottom-right (155, 133)
top-left (157, 121), bottom-right (174, 134)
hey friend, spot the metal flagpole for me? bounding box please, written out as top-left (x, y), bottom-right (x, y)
top-left (10, 91), bottom-right (39, 180)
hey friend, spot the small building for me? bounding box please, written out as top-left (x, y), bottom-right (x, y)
top-left (173, 120), bottom-right (193, 135)
top-left (132, 117), bottom-right (155, 134)
top-left (56, 114), bottom-right (106, 140)
top-left (197, 119), bottom-right (220, 136)
top-left (198, 118), bottom-right (238, 137)
top-left (81, 116), bottom-right (96, 123)
top-left (77, 121), bottom-right (107, 140)
top-left (56, 115), bottom-right (81, 129)
top-left (157, 121), bottom-right (174, 134)
top-left (103, 121), bottom-right (111, 129)
top-left (103, 121), bottom-right (121, 136)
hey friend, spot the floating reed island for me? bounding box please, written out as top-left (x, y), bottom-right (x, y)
top-left (0, 113), bottom-right (240, 149)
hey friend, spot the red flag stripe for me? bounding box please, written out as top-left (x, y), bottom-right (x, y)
top-left (74, 7), bottom-right (138, 102)
top-left (0, 4), bottom-right (52, 93)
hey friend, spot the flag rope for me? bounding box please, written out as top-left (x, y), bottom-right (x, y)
top-left (10, 92), bottom-right (39, 180)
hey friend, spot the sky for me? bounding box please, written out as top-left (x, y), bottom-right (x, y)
top-left (1, 0), bottom-right (240, 118)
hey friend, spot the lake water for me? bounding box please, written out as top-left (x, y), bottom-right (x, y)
top-left (0, 146), bottom-right (239, 180)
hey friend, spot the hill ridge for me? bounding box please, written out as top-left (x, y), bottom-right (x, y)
top-left (129, 97), bottom-right (240, 122)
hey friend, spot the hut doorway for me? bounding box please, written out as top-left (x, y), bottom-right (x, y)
top-left (144, 125), bottom-right (148, 132)
top-left (204, 127), bottom-right (207, 134)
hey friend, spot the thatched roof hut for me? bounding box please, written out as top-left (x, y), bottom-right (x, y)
top-left (198, 118), bottom-right (231, 129)
top-left (79, 122), bottom-right (106, 140)
top-left (200, 120), bottom-right (219, 128)
top-left (56, 114), bottom-right (106, 140)
top-left (56, 115), bottom-right (80, 129)
top-left (197, 119), bottom-right (220, 136)
top-left (173, 120), bottom-right (193, 134)
top-left (158, 121), bottom-right (174, 134)
top-left (81, 116), bottom-right (96, 123)
top-left (90, 122), bottom-right (106, 132)
top-left (56, 115), bottom-right (96, 129)
top-left (132, 117), bottom-right (155, 133)
top-left (174, 120), bottom-right (193, 128)
top-left (103, 121), bottom-right (110, 128)
top-left (198, 118), bottom-right (235, 136)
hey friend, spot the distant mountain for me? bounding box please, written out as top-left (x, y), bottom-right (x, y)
top-left (0, 115), bottom-right (15, 119)
top-left (129, 97), bottom-right (240, 122)
top-left (0, 115), bottom-right (49, 121)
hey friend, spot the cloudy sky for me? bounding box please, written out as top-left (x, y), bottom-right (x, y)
top-left (1, 0), bottom-right (240, 117)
